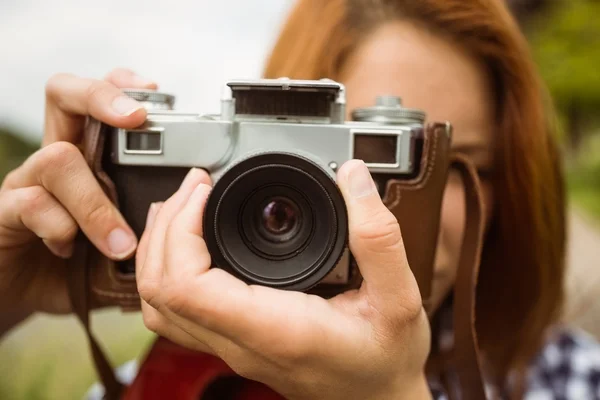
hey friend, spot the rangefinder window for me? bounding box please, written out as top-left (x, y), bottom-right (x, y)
top-left (353, 134), bottom-right (398, 165)
top-left (124, 129), bottom-right (163, 154)
top-left (233, 90), bottom-right (334, 118)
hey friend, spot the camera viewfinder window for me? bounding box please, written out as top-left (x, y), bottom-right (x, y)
top-left (126, 131), bottom-right (162, 153)
top-left (353, 134), bottom-right (397, 164)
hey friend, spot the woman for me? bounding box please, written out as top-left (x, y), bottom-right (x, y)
top-left (1, 0), bottom-right (599, 399)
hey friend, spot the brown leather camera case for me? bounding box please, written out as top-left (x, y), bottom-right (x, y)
top-left (77, 118), bottom-right (451, 312)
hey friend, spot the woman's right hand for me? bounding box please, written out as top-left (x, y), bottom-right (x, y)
top-left (0, 69), bottom-right (156, 318)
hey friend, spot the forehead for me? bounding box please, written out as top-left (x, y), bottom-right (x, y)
top-left (338, 21), bottom-right (495, 159)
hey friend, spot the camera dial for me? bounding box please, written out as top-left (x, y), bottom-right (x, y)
top-left (122, 89), bottom-right (175, 111)
top-left (352, 96), bottom-right (425, 124)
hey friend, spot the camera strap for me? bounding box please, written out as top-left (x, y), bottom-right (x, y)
top-left (424, 154), bottom-right (488, 400)
top-left (448, 154), bottom-right (487, 399)
top-left (66, 232), bottom-right (124, 400)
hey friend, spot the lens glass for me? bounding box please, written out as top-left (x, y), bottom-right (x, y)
top-left (260, 197), bottom-right (299, 241)
top-left (242, 186), bottom-right (311, 259)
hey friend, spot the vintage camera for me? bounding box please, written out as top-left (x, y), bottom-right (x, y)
top-left (101, 78), bottom-right (430, 294)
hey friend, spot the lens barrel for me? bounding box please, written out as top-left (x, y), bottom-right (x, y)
top-left (203, 152), bottom-right (348, 291)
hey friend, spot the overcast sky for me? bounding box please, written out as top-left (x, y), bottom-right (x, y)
top-left (0, 0), bottom-right (295, 142)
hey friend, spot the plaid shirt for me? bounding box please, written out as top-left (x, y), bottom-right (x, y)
top-left (430, 327), bottom-right (600, 399)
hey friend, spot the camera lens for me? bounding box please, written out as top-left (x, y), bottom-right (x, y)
top-left (203, 152), bottom-right (348, 291)
top-left (239, 184), bottom-right (313, 259)
top-left (260, 197), bottom-right (299, 240)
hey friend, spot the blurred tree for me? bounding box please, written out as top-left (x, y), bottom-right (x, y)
top-left (506, 0), bottom-right (552, 22)
top-left (0, 127), bottom-right (38, 181)
top-left (526, 0), bottom-right (600, 154)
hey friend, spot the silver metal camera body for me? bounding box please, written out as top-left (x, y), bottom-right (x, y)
top-left (113, 78), bottom-right (423, 181)
top-left (106, 78), bottom-right (430, 292)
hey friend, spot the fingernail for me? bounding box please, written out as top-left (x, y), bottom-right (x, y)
top-left (112, 96), bottom-right (143, 116)
top-left (107, 228), bottom-right (137, 258)
top-left (180, 168), bottom-right (202, 190)
top-left (348, 160), bottom-right (376, 198)
top-left (132, 74), bottom-right (156, 87)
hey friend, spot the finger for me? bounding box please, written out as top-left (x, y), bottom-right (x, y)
top-left (164, 183), bottom-right (212, 279)
top-left (138, 169), bottom-right (339, 362)
top-left (0, 186), bottom-right (77, 258)
top-left (43, 73), bottom-right (146, 145)
top-left (136, 202), bottom-right (163, 271)
top-left (137, 168), bottom-right (211, 300)
top-left (141, 294), bottom-right (244, 361)
top-left (336, 160), bottom-right (420, 317)
top-left (135, 170), bottom-right (268, 356)
top-left (137, 195), bottom-right (237, 358)
top-left (140, 299), bottom-right (215, 354)
top-left (103, 68), bottom-right (158, 90)
top-left (154, 179), bottom-right (324, 349)
top-left (3, 142), bottom-right (137, 260)
top-left (137, 201), bottom-right (204, 350)
top-left (159, 265), bottom-right (339, 361)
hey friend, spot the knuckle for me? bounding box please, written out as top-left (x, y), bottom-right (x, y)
top-left (173, 210), bottom-right (191, 230)
top-left (141, 309), bottom-right (162, 333)
top-left (162, 282), bottom-right (193, 316)
top-left (85, 80), bottom-right (114, 106)
top-left (45, 73), bottom-right (72, 100)
top-left (137, 280), bottom-right (160, 307)
top-left (398, 290), bottom-right (425, 323)
top-left (20, 186), bottom-right (49, 215)
top-left (225, 354), bottom-right (253, 379)
top-left (355, 208), bottom-right (402, 251)
top-left (36, 141), bottom-right (81, 172)
top-left (83, 198), bottom-right (113, 227)
top-left (384, 290), bottom-right (426, 338)
top-left (104, 67), bottom-right (133, 81)
top-left (161, 270), bottom-right (216, 325)
top-left (275, 340), bottom-right (311, 365)
top-left (2, 168), bottom-right (19, 189)
top-left (54, 219), bottom-right (79, 244)
top-left (166, 217), bottom-right (185, 238)
top-left (258, 324), bottom-right (314, 366)
top-left (17, 186), bottom-right (78, 242)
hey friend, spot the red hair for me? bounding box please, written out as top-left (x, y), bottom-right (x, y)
top-left (263, 0), bottom-right (566, 384)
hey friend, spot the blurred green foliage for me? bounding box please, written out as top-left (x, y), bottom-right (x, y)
top-left (528, 0), bottom-right (600, 152)
top-left (0, 127), bottom-right (38, 180)
top-left (529, 0), bottom-right (600, 110)
top-left (0, 311), bottom-right (154, 400)
top-left (524, 0), bottom-right (600, 221)
top-left (567, 133), bottom-right (600, 221)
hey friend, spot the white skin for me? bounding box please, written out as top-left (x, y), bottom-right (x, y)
top-left (339, 21), bottom-right (496, 311)
top-left (0, 20), bottom-right (495, 400)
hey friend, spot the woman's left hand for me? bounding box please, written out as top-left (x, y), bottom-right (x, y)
top-left (136, 161), bottom-right (432, 400)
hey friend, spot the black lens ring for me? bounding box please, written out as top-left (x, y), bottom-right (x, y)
top-left (203, 152), bottom-right (348, 291)
top-left (217, 166), bottom-right (336, 283)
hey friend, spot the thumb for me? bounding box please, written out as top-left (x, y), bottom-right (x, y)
top-left (337, 160), bottom-right (420, 312)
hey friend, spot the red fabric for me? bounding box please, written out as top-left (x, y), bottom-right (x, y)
top-left (123, 337), bottom-right (284, 400)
